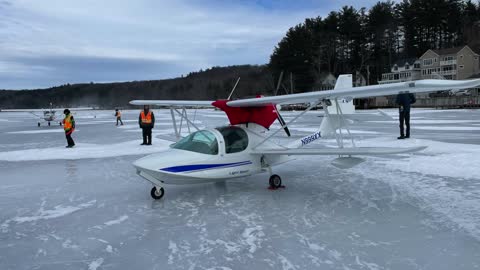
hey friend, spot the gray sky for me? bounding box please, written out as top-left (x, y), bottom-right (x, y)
top-left (1, 0), bottom-right (385, 89)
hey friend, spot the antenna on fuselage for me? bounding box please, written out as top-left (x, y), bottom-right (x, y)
top-left (227, 77), bottom-right (241, 100)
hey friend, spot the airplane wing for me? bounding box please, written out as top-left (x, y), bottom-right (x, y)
top-left (130, 100), bottom-right (214, 107)
top-left (129, 79), bottom-right (480, 108)
top-left (227, 79), bottom-right (480, 107)
top-left (251, 146), bottom-right (427, 156)
top-left (28, 112), bottom-right (43, 118)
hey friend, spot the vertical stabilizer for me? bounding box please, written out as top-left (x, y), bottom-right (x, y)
top-left (334, 74), bottom-right (352, 90)
top-left (328, 74), bottom-right (355, 114)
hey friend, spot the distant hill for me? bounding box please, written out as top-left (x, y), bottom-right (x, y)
top-left (0, 65), bottom-right (275, 109)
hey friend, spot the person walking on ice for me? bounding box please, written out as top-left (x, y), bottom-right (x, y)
top-left (115, 109), bottom-right (124, 126)
top-left (63, 109), bottom-right (76, 148)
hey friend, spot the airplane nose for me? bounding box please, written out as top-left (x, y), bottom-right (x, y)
top-left (133, 156), bottom-right (155, 172)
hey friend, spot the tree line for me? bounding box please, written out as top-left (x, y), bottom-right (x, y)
top-left (269, 0), bottom-right (480, 91)
top-left (0, 65), bottom-right (275, 109)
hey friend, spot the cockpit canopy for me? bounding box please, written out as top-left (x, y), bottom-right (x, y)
top-left (216, 126), bottom-right (248, 153)
top-left (171, 130), bottom-right (219, 155)
top-left (170, 126), bottom-right (249, 155)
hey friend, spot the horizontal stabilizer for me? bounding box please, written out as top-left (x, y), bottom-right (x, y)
top-left (252, 146), bottom-right (427, 156)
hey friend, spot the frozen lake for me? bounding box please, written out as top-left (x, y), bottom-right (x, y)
top-left (1, 108), bottom-right (479, 270)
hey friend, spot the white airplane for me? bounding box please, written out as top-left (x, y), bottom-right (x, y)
top-left (130, 75), bottom-right (480, 199)
top-left (35, 105), bottom-right (59, 127)
top-left (0, 104), bottom-right (94, 126)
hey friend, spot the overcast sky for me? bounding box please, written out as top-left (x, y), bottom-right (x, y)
top-left (1, 0), bottom-right (384, 89)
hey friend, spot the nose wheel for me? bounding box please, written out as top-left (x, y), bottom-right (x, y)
top-left (269, 174), bottom-right (284, 189)
top-left (150, 186), bottom-right (164, 200)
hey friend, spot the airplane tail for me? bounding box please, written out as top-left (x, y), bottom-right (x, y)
top-left (287, 74), bottom-right (357, 148)
top-left (326, 74), bottom-right (355, 115)
top-left (320, 74), bottom-right (358, 137)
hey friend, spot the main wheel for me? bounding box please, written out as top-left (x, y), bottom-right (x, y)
top-left (269, 174), bottom-right (282, 189)
top-left (37, 122), bottom-right (40, 127)
top-left (150, 187), bottom-right (164, 200)
top-left (48, 122), bottom-right (51, 126)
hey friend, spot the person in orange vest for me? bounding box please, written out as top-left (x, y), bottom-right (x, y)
top-left (63, 109), bottom-right (76, 148)
top-left (115, 109), bottom-right (123, 126)
top-left (138, 105), bottom-right (155, 145)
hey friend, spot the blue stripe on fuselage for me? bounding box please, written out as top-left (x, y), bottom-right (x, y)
top-left (160, 161), bottom-right (252, 173)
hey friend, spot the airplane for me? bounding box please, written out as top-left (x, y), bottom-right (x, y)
top-left (33, 104), bottom-right (60, 127)
top-left (129, 75), bottom-right (480, 200)
top-left (0, 104), bottom-right (94, 126)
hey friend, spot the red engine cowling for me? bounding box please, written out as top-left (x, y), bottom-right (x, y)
top-left (212, 99), bottom-right (278, 129)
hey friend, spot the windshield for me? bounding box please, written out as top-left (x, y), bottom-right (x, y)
top-left (216, 126), bottom-right (248, 154)
top-left (171, 130), bottom-right (218, 155)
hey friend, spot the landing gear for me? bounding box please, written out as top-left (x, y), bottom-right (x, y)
top-left (48, 121), bottom-right (51, 126)
top-left (59, 122), bottom-right (62, 126)
top-left (37, 122), bottom-right (40, 127)
top-left (150, 186), bottom-right (164, 200)
top-left (269, 174), bottom-right (282, 189)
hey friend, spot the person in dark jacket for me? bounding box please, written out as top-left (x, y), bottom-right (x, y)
top-left (395, 92), bottom-right (416, 139)
top-left (138, 105), bottom-right (155, 145)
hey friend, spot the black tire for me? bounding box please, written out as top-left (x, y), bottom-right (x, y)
top-left (269, 174), bottom-right (282, 189)
top-left (59, 122), bottom-right (62, 126)
top-left (150, 187), bottom-right (164, 200)
top-left (37, 122), bottom-right (40, 127)
top-left (48, 122), bottom-right (51, 126)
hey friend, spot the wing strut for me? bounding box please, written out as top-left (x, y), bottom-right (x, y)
top-left (169, 107), bottom-right (201, 139)
top-left (253, 101), bottom-right (319, 150)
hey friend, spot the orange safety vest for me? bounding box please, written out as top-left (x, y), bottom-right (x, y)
top-left (140, 111), bottom-right (152, 124)
top-left (63, 115), bottom-right (73, 131)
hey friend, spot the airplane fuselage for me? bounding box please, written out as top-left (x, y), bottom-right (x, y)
top-left (133, 124), bottom-right (290, 187)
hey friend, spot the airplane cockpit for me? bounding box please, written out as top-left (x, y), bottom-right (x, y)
top-left (171, 130), bottom-right (219, 155)
top-left (215, 126), bottom-right (248, 154)
top-left (170, 126), bottom-right (249, 155)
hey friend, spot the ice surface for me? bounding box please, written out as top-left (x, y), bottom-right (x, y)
top-left (1, 108), bottom-right (480, 270)
top-left (412, 126), bottom-right (480, 131)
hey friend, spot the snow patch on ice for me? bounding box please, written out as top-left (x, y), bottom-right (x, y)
top-left (88, 258), bottom-right (104, 270)
top-left (242, 226), bottom-right (265, 253)
top-left (168, 241), bottom-right (178, 264)
top-left (354, 137), bottom-right (480, 179)
top-left (0, 140), bottom-right (170, 161)
top-left (62, 239), bottom-right (79, 249)
top-left (7, 129), bottom-right (76, 134)
top-left (104, 215), bottom-right (128, 226)
top-left (2, 200), bottom-right (96, 230)
top-left (278, 254), bottom-right (297, 270)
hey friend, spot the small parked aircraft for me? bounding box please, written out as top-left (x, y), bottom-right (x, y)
top-left (0, 104), bottom-right (94, 126)
top-left (34, 105), bottom-right (60, 127)
top-left (130, 75), bottom-right (480, 199)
